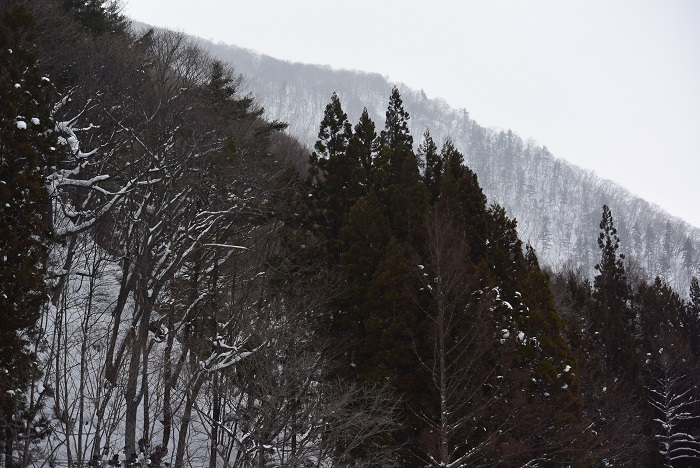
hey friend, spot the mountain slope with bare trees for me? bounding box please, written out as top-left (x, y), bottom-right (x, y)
top-left (195, 35), bottom-right (700, 294)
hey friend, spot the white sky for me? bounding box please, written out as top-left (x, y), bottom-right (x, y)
top-left (123, 0), bottom-right (700, 228)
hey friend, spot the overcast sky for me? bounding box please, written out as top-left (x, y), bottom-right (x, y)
top-left (123, 0), bottom-right (700, 228)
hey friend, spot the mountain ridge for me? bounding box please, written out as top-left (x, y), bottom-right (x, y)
top-left (158, 27), bottom-right (700, 293)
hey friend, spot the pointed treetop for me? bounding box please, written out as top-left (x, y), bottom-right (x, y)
top-left (312, 92), bottom-right (352, 161)
top-left (354, 108), bottom-right (377, 144)
top-left (418, 130), bottom-right (441, 203)
top-left (347, 108), bottom-right (378, 189)
top-left (417, 129), bottom-right (438, 170)
top-left (209, 60), bottom-right (237, 100)
top-left (380, 86), bottom-right (412, 150)
top-left (595, 205), bottom-right (625, 275)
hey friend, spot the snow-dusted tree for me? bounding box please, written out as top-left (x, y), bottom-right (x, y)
top-left (570, 344), bottom-right (651, 465)
top-left (551, 262), bottom-right (654, 464)
top-left (95, 29), bottom-right (283, 458)
top-left (413, 209), bottom-right (506, 466)
top-left (644, 328), bottom-right (700, 467)
top-left (0, 4), bottom-right (56, 464)
top-left (20, 8), bottom-right (290, 462)
top-left (686, 277), bottom-right (700, 355)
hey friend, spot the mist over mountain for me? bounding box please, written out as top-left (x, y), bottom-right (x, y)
top-left (194, 35), bottom-right (700, 293)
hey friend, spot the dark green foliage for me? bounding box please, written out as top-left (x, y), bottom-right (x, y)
top-left (209, 60), bottom-right (237, 100)
top-left (587, 208), bottom-right (649, 460)
top-left (206, 60), bottom-right (260, 120)
top-left (593, 205), bottom-right (637, 377)
top-left (632, 277), bottom-right (700, 466)
top-left (691, 277), bottom-right (700, 309)
top-left (306, 88), bottom-right (588, 465)
top-left (346, 108), bottom-right (378, 194)
top-left (379, 86), bottom-right (413, 160)
top-left (552, 265), bottom-right (653, 465)
top-left (485, 203), bottom-right (524, 285)
top-left (437, 140), bottom-right (488, 261)
top-left (687, 277), bottom-right (700, 354)
top-left (377, 87), bottom-right (427, 246)
top-left (636, 277), bottom-right (686, 351)
top-left (308, 92), bottom-right (355, 245)
top-left (417, 130), bottom-right (440, 204)
top-left (336, 192), bottom-right (393, 376)
top-left (62, 0), bottom-right (127, 36)
top-left (0, 3), bottom-right (55, 462)
top-left (551, 209), bottom-right (700, 465)
top-left (365, 238), bottom-right (422, 386)
top-left (374, 86), bottom-right (412, 194)
top-left (301, 84), bottom-right (698, 466)
top-left (594, 205), bottom-right (629, 308)
top-left (522, 244), bottom-right (579, 393)
top-left (311, 92), bottom-right (352, 164)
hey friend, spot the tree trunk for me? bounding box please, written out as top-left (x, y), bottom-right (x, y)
top-left (125, 280), bottom-right (155, 456)
top-left (209, 372), bottom-right (220, 468)
top-left (161, 315), bottom-right (175, 451)
top-left (105, 255), bottom-right (137, 385)
top-left (175, 372), bottom-right (205, 468)
top-left (142, 339), bottom-right (151, 452)
top-left (124, 323), bottom-right (140, 458)
top-left (4, 430), bottom-right (13, 468)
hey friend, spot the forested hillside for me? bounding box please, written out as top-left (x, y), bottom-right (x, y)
top-left (1, 3), bottom-right (700, 467)
top-left (196, 37), bottom-right (700, 295)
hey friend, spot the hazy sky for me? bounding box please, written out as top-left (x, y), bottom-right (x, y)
top-left (123, 0), bottom-right (700, 228)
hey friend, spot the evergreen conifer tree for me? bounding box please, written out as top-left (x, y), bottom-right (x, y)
top-left (376, 86), bottom-right (413, 193)
top-left (486, 203), bottom-right (524, 285)
top-left (62, 0), bottom-right (127, 36)
top-left (642, 331), bottom-right (700, 467)
top-left (437, 141), bottom-right (488, 261)
top-left (376, 87), bottom-right (427, 246)
top-left (308, 92), bottom-right (354, 244)
top-left (310, 92), bottom-right (352, 167)
top-left (632, 277), bottom-right (700, 465)
top-left (379, 86), bottom-right (413, 165)
top-left (206, 60), bottom-right (258, 120)
top-left (690, 277), bottom-right (700, 313)
top-left (683, 277), bottom-right (700, 355)
top-left (417, 130), bottom-right (441, 204)
top-left (0, 4), bottom-right (55, 463)
top-left (335, 192), bottom-right (393, 377)
top-left (593, 205), bottom-right (637, 379)
top-left (346, 108), bottom-right (378, 194)
top-left (636, 277), bottom-right (686, 351)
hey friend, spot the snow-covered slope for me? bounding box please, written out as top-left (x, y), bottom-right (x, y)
top-left (194, 37), bottom-right (700, 294)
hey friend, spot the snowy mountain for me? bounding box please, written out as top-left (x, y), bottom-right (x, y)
top-left (195, 36), bottom-right (700, 294)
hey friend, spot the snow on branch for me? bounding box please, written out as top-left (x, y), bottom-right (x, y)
top-left (202, 336), bottom-right (262, 372)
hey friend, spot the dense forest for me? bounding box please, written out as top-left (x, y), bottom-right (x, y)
top-left (2, 1), bottom-right (700, 467)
